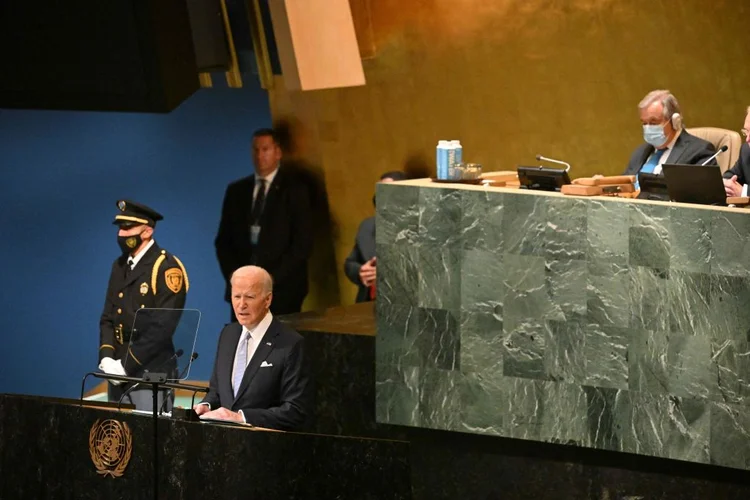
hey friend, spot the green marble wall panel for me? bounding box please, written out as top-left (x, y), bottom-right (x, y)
top-left (376, 183), bottom-right (750, 471)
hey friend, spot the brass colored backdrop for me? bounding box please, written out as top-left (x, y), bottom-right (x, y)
top-left (269, 0), bottom-right (750, 307)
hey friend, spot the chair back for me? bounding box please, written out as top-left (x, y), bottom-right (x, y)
top-left (686, 127), bottom-right (742, 174)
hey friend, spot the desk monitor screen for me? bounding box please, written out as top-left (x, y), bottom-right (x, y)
top-left (517, 166), bottom-right (571, 192)
top-left (661, 164), bottom-right (726, 206)
top-left (637, 172), bottom-right (669, 201)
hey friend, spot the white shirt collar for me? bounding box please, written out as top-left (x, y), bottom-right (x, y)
top-left (241, 311), bottom-right (273, 342)
top-left (660, 129), bottom-right (682, 151)
top-left (129, 239), bottom-right (155, 269)
top-left (256, 165), bottom-right (279, 186)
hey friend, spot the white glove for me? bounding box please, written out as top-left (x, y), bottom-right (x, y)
top-left (99, 357), bottom-right (125, 385)
top-left (99, 356), bottom-right (115, 373)
top-left (112, 358), bottom-right (127, 376)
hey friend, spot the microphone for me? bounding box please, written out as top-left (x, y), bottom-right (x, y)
top-left (116, 349), bottom-right (185, 410)
top-left (158, 352), bottom-right (199, 416)
top-left (536, 154), bottom-right (571, 172)
top-left (176, 352), bottom-right (198, 380)
top-left (701, 144), bottom-right (729, 166)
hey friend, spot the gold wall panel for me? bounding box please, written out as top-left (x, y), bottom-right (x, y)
top-left (269, 0), bottom-right (750, 306)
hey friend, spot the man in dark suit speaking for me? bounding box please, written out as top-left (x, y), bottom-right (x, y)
top-left (623, 89), bottom-right (717, 187)
top-left (194, 266), bottom-right (312, 430)
top-left (215, 128), bottom-right (313, 317)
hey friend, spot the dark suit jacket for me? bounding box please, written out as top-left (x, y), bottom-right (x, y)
top-left (623, 130), bottom-right (717, 176)
top-left (201, 318), bottom-right (312, 431)
top-left (99, 242), bottom-right (187, 377)
top-left (344, 217), bottom-right (375, 303)
top-left (723, 143), bottom-right (750, 184)
top-left (215, 166), bottom-right (313, 314)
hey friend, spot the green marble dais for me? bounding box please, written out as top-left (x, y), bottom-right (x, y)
top-left (376, 183), bottom-right (750, 470)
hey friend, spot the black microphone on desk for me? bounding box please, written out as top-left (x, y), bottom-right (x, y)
top-left (701, 144), bottom-right (729, 166)
top-left (158, 352), bottom-right (200, 415)
top-left (536, 154), bottom-right (572, 172)
top-left (116, 349), bottom-right (184, 410)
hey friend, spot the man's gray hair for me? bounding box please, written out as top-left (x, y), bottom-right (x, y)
top-left (230, 265), bottom-right (273, 294)
top-left (638, 89), bottom-right (681, 120)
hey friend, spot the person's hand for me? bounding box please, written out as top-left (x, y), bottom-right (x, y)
top-left (724, 175), bottom-right (743, 197)
top-left (111, 358), bottom-right (126, 376)
top-left (199, 407), bottom-right (243, 422)
top-left (193, 403), bottom-right (211, 416)
top-left (99, 357), bottom-right (114, 373)
top-left (359, 257), bottom-right (377, 287)
top-left (99, 357), bottom-right (124, 385)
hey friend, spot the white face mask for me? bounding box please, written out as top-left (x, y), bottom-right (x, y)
top-left (643, 122), bottom-right (668, 147)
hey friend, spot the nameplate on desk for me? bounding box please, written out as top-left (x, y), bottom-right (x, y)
top-left (561, 183), bottom-right (635, 197)
top-left (727, 196), bottom-right (750, 207)
top-left (572, 175), bottom-right (636, 186)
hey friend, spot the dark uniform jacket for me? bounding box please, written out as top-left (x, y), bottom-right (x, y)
top-left (99, 242), bottom-right (188, 377)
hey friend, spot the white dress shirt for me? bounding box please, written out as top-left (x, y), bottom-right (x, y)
top-left (223, 311), bottom-right (273, 422)
top-left (199, 311), bottom-right (274, 421)
top-left (253, 166), bottom-right (279, 200)
top-left (128, 238), bottom-right (155, 269)
top-left (649, 130), bottom-right (682, 175)
top-left (231, 311), bottom-right (273, 390)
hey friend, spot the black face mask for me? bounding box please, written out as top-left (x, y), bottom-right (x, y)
top-left (117, 233), bottom-right (143, 255)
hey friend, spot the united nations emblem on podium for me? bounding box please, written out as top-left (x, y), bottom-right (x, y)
top-left (89, 419), bottom-right (133, 477)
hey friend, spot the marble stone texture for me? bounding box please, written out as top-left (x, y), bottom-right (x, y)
top-left (376, 183), bottom-right (750, 470)
top-left (0, 394), bottom-right (411, 500)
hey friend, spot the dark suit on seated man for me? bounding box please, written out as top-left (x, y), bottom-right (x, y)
top-left (194, 265), bottom-right (312, 431)
top-left (623, 90), bottom-right (716, 185)
top-left (722, 107), bottom-right (750, 197)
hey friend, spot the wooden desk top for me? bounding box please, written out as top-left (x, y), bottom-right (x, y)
top-left (391, 177), bottom-right (750, 215)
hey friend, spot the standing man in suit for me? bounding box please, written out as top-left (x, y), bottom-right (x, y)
top-left (194, 265), bottom-right (312, 430)
top-left (624, 89), bottom-right (717, 188)
top-left (723, 106), bottom-right (750, 197)
top-left (98, 200), bottom-right (189, 411)
top-left (344, 171), bottom-right (406, 302)
top-left (215, 128), bottom-right (313, 317)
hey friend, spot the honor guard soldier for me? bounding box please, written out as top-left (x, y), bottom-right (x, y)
top-left (98, 199), bottom-right (189, 411)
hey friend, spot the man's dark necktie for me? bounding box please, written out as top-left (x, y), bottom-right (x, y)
top-left (251, 178), bottom-right (266, 225)
top-left (124, 257), bottom-right (134, 279)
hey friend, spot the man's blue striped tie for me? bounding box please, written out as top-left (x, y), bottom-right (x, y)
top-left (233, 333), bottom-right (249, 398)
top-left (636, 148), bottom-right (666, 190)
top-left (640, 148), bottom-right (666, 174)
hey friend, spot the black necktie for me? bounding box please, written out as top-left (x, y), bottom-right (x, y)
top-left (124, 257), bottom-right (134, 279)
top-left (251, 178), bottom-right (266, 224)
